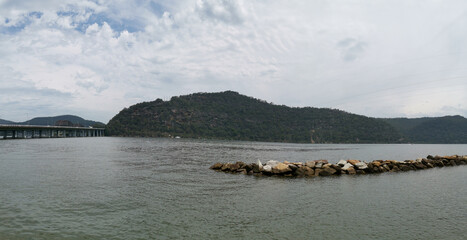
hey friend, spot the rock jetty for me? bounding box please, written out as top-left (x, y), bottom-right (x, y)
top-left (209, 155), bottom-right (467, 177)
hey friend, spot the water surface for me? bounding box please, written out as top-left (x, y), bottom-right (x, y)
top-left (0, 138), bottom-right (466, 239)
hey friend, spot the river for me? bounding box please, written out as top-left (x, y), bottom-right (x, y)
top-left (0, 137), bottom-right (466, 239)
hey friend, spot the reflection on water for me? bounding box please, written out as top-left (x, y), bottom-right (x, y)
top-left (0, 137), bottom-right (466, 239)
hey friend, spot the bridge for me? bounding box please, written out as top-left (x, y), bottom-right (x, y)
top-left (0, 125), bottom-right (105, 139)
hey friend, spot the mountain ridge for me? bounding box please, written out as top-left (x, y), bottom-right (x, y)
top-left (0, 115), bottom-right (105, 127)
top-left (382, 116), bottom-right (467, 143)
top-left (106, 91), bottom-right (406, 143)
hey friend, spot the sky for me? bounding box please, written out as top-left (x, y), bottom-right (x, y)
top-left (1, 0), bottom-right (466, 123)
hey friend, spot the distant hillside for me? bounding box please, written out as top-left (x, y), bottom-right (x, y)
top-left (0, 118), bottom-right (15, 124)
top-left (1, 115), bottom-right (105, 127)
top-left (383, 116), bottom-right (467, 143)
top-left (106, 91), bottom-right (404, 143)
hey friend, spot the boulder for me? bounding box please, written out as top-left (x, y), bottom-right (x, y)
top-left (449, 160), bottom-right (456, 166)
top-left (244, 164), bottom-right (253, 172)
top-left (262, 165), bottom-right (272, 173)
top-left (382, 164), bottom-right (390, 171)
top-left (347, 160), bottom-right (360, 165)
top-left (414, 162), bottom-right (426, 169)
top-left (341, 163), bottom-right (353, 171)
top-left (257, 160), bottom-right (263, 169)
top-left (331, 164), bottom-right (343, 175)
top-left (221, 163), bottom-right (231, 171)
top-left (305, 161), bottom-right (316, 168)
top-left (372, 161), bottom-right (382, 167)
top-left (443, 155), bottom-right (457, 160)
top-left (265, 160), bottom-right (279, 168)
top-left (236, 161), bottom-right (246, 169)
top-left (314, 168), bottom-right (323, 177)
top-left (354, 162), bottom-right (368, 170)
top-left (363, 166), bottom-right (373, 173)
top-left (252, 163), bottom-right (261, 173)
top-left (315, 162), bottom-right (324, 168)
top-left (346, 167), bottom-right (356, 175)
top-left (383, 160), bottom-right (397, 165)
top-left (272, 163), bottom-right (292, 174)
top-left (390, 165), bottom-right (400, 172)
top-left (367, 163), bottom-right (379, 173)
top-left (288, 164), bottom-right (298, 171)
top-left (210, 162), bottom-right (223, 170)
top-left (435, 161), bottom-right (445, 167)
top-left (229, 163), bottom-right (241, 172)
top-left (400, 165), bottom-right (411, 171)
top-left (320, 166), bottom-right (337, 176)
top-left (331, 164), bottom-right (342, 170)
top-left (356, 170), bottom-right (365, 174)
top-left (337, 160), bottom-right (347, 166)
top-left (315, 159), bottom-right (329, 164)
top-left (296, 166), bottom-right (315, 177)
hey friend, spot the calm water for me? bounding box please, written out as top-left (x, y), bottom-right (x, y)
top-left (0, 137), bottom-right (466, 239)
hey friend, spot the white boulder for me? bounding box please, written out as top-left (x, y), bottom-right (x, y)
top-left (354, 162), bottom-right (368, 170)
top-left (262, 165), bottom-right (272, 172)
top-left (265, 160), bottom-right (279, 168)
top-left (341, 163), bottom-right (353, 170)
top-left (337, 160), bottom-right (347, 167)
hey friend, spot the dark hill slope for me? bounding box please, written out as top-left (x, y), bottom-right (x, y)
top-left (107, 91), bottom-right (403, 143)
top-left (383, 116), bottom-right (467, 143)
top-left (1, 115), bottom-right (104, 127)
top-left (0, 118), bottom-right (15, 124)
top-left (19, 115), bottom-right (103, 127)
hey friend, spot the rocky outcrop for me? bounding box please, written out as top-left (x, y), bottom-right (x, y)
top-left (210, 155), bottom-right (467, 178)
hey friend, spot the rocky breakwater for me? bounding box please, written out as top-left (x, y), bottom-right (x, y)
top-left (209, 155), bottom-right (467, 177)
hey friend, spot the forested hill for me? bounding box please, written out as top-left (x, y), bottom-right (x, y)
top-left (0, 115), bottom-right (105, 127)
top-left (382, 116), bottom-right (467, 143)
top-left (106, 91), bottom-right (404, 143)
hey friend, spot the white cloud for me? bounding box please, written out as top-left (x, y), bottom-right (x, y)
top-left (0, 0), bottom-right (466, 122)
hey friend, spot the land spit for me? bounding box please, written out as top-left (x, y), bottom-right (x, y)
top-left (210, 155), bottom-right (467, 177)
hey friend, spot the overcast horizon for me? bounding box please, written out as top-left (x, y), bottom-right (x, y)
top-left (1, 0), bottom-right (466, 123)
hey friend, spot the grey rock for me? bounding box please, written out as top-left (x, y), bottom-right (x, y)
top-left (265, 160), bottom-right (279, 168)
top-left (262, 165), bottom-right (272, 172)
top-left (341, 163), bottom-right (353, 171)
top-left (305, 161), bottom-right (316, 168)
top-left (354, 162), bottom-right (368, 170)
top-left (337, 160), bottom-right (347, 166)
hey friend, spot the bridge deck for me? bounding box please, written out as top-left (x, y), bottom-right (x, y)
top-left (0, 125), bottom-right (105, 139)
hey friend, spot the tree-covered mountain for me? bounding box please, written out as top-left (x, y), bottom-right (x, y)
top-left (382, 116), bottom-right (467, 143)
top-left (0, 115), bottom-right (105, 127)
top-left (106, 91), bottom-right (404, 143)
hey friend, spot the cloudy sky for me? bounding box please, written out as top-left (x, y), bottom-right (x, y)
top-left (1, 0), bottom-right (466, 122)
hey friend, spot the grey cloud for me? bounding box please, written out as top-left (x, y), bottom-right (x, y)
top-left (0, 86), bottom-right (73, 121)
top-left (1, 0), bottom-right (467, 122)
top-left (0, 86), bottom-right (72, 98)
top-left (337, 38), bottom-right (367, 62)
top-left (197, 0), bottom-right (245, 24)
